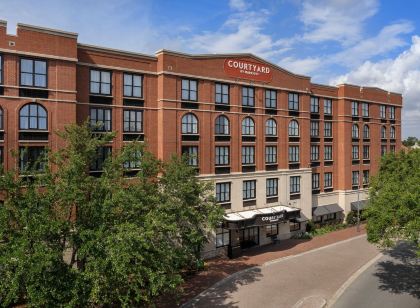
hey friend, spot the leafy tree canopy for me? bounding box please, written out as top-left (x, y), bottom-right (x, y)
top-left (365, 149), bottom-right (420, 254)
top-left (402, 136), bottom-right (419, 147)
top-left (0, 123), bottom-right (223, 307)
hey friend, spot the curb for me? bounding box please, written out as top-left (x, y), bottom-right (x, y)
top-left (182, 233), bottom-right (367, 307)
top-left (325, 252), bottom-right (383, 307)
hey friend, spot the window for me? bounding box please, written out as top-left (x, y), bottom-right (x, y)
top-left (324, 145), bottom-right (333, 160)
top-left (363, 125), bottom-right (370, 139)
top-left (389, 106), bottom-right (395, 119)
top-left (390, 126), bottom-right (395, 139)
top-left (0, 54), bottom-right (3, 84)
top-left (0, 108), bottom-right (3, 130)
top-left (290, 221), bottom-right (300, 232)
top-left (352, 145), bottom-right (359, 160)
top-left (381, 145), bottom-right (387, 156)
top-left (20, 58), bottom-right (47, 88)
top-left (181, 113), bottom-right (198, 134)
top-left (90, 69), bottom-right (111, 95)
top-left (266, 224), bottom-right (278, 237)
top-left (242, 146), bottom-right (255, 165)
top-left (123, 110), bottom-right (143, 133)
top-left (324, 99), bottom-right (332, 115)
top-left (123, 73), bottom-right (142, 98)
top-left (90, 108), bottom-right (112, 132)
top-left (289, 146), bottom-right (299, 163)
top-left (312, 173), bottom-right (320, 189)
top-left (288, 120), bottom-right (299, 136)
top-left (381, 126), bottom-right (386, 139)
top-left (352, 171), bottom-right (359, 186)
top-left (181, 79), bottom-right (197, 101)
top-left (363, 170), bottom-right (370, 184)
top-left (324, 122), bottom-right (332, 137)
top-left (290, 176), bottom-right (300, 194)
top-left (215, 146), bottom-right (229, 166)
top-left (351, 101), bottom-right (358, 116)
top-left (216, 228), bottom-right (230, 248)
top-left (242, 117), bottom-right (255, 135)
top-left (91, 146), bottom-right (112, 172)
top-left (362, 103), bottom-right (369, 117)
top-left (266, 178), bottom-right (278, 197)
top-left (265, 89), bottom-right (277, 108)
top-left (352, 124), bottom-right (359, 139)
top-left (19, 147), bottom-right (46, 172)
top-left (363, 145), bottom-right (370, 159)
top-left (0, 147), bottom-right (3, 168)
top-left (215, 83), bottom-right (229, 104)
top-left (310, 97), bottom-right (319, 113)
top-left (242, 86), bottom-right (254, 106)
top-left (390, 145), bottom-right (395, 153)
top-left (215, 115), bottom-right (230, 135)
top-left (310, 145), bottom-right (319, 161)
top-left (310, 121), bottom-right (319, 137)
top-left (265, 119), bottom-right (277, 136)
top-left (182, 146), bottom-right (198, 166)
top-left (324, 172), bottom-right (333, 188)
top-left (288, 93), bottom-right (299, 110)
top-left (380, 105), bottom-right (386, 119)
top-left (123, 149), bottom-right (141, 170)
top-left (265, 146), bottom-right (277, 164)
top-left (19, 103), bottom-right (47, 130)
top-left (216, 183), bottom-right (231, 203)
top-left (243, 180), bottom-right (256, 200)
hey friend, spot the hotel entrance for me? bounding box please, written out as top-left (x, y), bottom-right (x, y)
top-left (239, 226), bottom-right (259, 249)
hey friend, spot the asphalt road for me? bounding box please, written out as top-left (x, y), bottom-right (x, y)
top-left (332, 242), bottom-right (420, 308)
top-left (185, 235), bottom-right (380, 307)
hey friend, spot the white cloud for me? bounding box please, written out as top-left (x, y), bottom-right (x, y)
top-left (277, 56), bottom-right (322, 75)
top-left (300, 0), bottom-right (379, 45)
top-left (229, 0), bottom-right (249, 11)
top-left (331, 36), bottom-right (420, 137)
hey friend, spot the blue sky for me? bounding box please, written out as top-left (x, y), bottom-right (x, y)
top-left (1, 0), bottom-right (420, 137)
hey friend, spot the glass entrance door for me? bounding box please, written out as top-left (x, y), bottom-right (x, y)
top-left (239, 227), bottom-right (259, 249)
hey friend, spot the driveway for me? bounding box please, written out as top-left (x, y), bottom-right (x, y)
top-left (184, 235), bottom-right (379, 307)
top-left (332, 242), bottom-right (420, 308)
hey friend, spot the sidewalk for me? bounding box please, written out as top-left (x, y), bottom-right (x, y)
top-left (167, 224), bottom-right (367, 307)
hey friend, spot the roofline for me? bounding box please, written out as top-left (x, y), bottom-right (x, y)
top-left (337, 83), bottom-right (402, 96)
top-left (78, 43), bottom-right (157, 61)
top-left (155, 49), bottom-right (311, 80)
top-left (17, 23), bottom-right (78, 39)
top-left (311, 82), bottom-right (338, 90)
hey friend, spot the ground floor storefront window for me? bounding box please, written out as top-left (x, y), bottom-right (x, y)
top-left (289, 221), bottom-right (301, 231)
top-left (265, 224), bottom-right (278, 237)
top-left (216, 228), bottom-right (230, 248)
top-left (239, 227), bottom-right (259, 249)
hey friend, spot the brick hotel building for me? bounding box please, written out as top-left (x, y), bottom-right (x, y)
top-left (0, 22), bottom-right (402, 258)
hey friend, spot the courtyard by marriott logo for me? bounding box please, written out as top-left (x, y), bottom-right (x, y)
top-left (224, 59), bottom-right (273, 82)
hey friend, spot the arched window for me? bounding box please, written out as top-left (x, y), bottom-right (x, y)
top-left (381, 126), bottom-right (387, 139)
top-left (215, 115), bottom-right (229, 135)
top-left (390, 126), bottom-right (395, 139)
top-left (288, 120), bottom-right (299, 136)
top-left (265, 119), bottom-right (277, 136)
top-left (0, 108), bottom-right (3, 130)
top-left (181, 113), bottom-right (198, 134)
top-left (352, 124), bottom-right (359, 138)
top-left (363, 125), bottom-right (369, 139)
top-left (19, 103), bottom-right (47, 130)
top-left (242, 117), bottom-right (255, 136)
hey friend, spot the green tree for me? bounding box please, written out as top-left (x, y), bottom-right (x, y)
top-left (402, 136), bottom-right (418, 147)
top-left (365, 149), bottom-right (420, 253)
top-left (0, 123), bottom-right (223, 307)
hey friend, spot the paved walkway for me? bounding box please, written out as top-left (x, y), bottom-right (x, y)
top-left (184, 234), bottom-right (379, 307)
top-left (164, 225), bottom-right (368, 307)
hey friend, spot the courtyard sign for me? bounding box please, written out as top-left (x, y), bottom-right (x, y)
top-left (224, 59), bottom-right (273, 82)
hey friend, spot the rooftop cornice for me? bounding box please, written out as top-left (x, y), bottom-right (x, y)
top-left (78, 43), bottom-right (157, 61)
top-left (17, 23), bottom-right (78, 39)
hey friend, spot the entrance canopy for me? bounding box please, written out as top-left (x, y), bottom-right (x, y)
top-left (351, 200), bottom-right (368, 211)
top-left (223, 205), bottom-right (300, 229)
top-left (312, 203), bottom-right (343, 217)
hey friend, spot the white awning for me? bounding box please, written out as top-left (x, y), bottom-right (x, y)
top-left (224, 205), bottom-right (299, 222)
